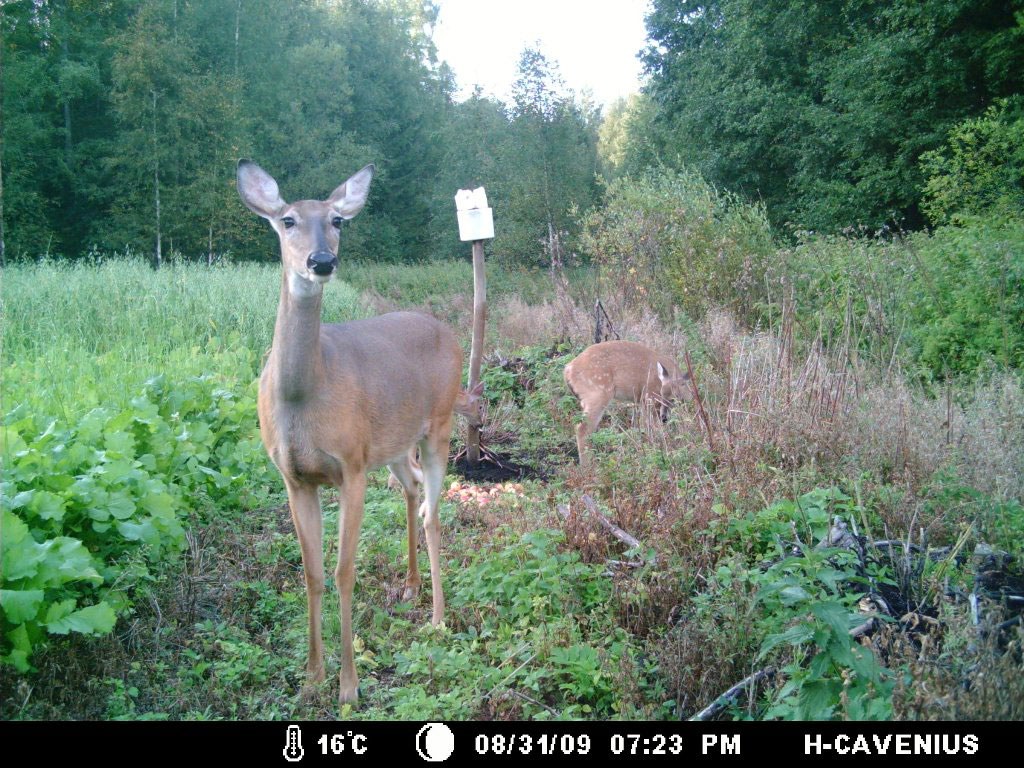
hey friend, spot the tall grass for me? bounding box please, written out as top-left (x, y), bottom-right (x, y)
top-left (2, 258), bottom-right (365, 416)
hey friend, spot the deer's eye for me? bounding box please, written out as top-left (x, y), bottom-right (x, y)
top-left (282, 217), bottom-right (295, 229)
top-left (331, 217), bottom-right (343, 229)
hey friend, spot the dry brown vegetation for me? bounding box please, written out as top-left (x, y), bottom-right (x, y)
top-left (485, 268), bottom-right (1023, 719)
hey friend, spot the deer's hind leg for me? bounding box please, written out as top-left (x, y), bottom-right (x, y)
top-left (575, 393), bottom-right (611, 467)
top-left (388, 450), bottom-right (424, 601)
top-left (417, 417), bottom-right (453, 626)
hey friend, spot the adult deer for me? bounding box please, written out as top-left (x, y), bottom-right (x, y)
top-left (564, 340), bottom-right (691, 465)
top-left (236, 160), bottom-right (462, 706)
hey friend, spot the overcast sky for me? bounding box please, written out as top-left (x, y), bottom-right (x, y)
top-left (431, 0), bottom-right (653, 107)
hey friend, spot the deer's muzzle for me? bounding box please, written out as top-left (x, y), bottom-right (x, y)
top-left (307, 251), bottom-right (338, 276)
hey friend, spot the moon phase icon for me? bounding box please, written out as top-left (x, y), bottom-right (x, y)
top-left (416, 722), bottom-right (455, 762)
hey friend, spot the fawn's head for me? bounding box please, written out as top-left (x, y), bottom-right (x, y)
top-left (653, 360), bottom-right (692, 422)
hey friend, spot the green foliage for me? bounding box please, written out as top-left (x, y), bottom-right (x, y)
top-left (640, 0), bottom-right (1024, 232)
top-left (480, 343), bottom-right (579, 452)
top-left (729, 489), bottom-right (895, 720)
top-left (921, 470), bottom-right (1024, 562)
top-left (770, 232), bottom-right (917, 368)
top-left (772, 218), bottom-right (1024, 378)
top-left (907, 219), bottom-right (1024, 376)
top-left (1, 0), bottom-right (454, 263)
top-left (0, 258), bottom-right (317, 670)
top-left (579, 168), bottom-right (775, 321)
top-left (920, 98), bottom-right (1024, 226)
top-left (1, 368), bottom-right (271, 670)
top-left (760, 598), bottom-right (894, 720)
top-left (2, 2), bottom-right (603, 267)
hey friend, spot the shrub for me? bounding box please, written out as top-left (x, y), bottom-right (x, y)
top-left (906, 218), bottom-right (1024, 376)
top-left (579, 168), bottom-right (775, 323)
top-left (920, 98), bottom-right (1024, 227)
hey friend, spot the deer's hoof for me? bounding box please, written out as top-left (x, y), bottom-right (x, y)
top-left (299, 683), bottom-right (322, 705)
top-left (339, 685), bottom-right (360, 706)
top-left (306, 664), bottom-right (326, 684)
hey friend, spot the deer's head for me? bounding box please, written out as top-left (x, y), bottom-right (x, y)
top-left (237, 160), bottom-right (374, 294)
top-left (653, 361), bottom-right (692, 422)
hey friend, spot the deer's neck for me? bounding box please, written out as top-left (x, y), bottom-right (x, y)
top-left (268, 273), bottom-right (326, 402)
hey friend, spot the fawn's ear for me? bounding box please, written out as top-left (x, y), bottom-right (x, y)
top-left (328, 164), bottom-right (375, 220)
top-left (656, 361), bottom-right (670, 385)
top-left (237, 160), bottom-right (286, 220)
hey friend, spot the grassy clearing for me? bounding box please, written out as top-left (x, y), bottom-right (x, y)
top-left (2, 255), bottom-right (1022, 721)
top-left (2, 258), bottom-right (364, 415)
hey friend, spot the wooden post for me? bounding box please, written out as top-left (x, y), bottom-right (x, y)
top-left (454, 186), bottom-right (493, 465)
top-left (467, 239), bottom-right (487, 464)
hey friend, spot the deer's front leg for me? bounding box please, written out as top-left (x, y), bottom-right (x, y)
top-left (335, 471), bottom-right (368, 705)
top-left (285, 479), bottom-right (326, 686)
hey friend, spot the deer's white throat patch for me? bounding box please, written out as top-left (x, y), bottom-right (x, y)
top-left (288, 269), bottom-right (327, 298)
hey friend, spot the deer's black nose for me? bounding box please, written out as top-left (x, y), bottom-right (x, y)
top-left (307, 251), bottom-right (337, 276)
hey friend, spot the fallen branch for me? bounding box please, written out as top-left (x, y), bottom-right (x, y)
top-left (557, 499), bottom-right (652, 567)
top-left (452, 440), bottom-right (506, 468)
top-left (689, 667), bottom-right (776, 722)
top-left (849, 617), bottom-right (877, 639)
top-left (580, 494), bottom-right (645, 552)
top-left (872, 540), bottom-right (924, 553)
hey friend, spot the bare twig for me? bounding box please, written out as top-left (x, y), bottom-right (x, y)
top-left (482, 652), bottom-right (537, 703)
top-left (508, 688), bottom-right (559, 717)
top-left (684, 350), bottom-right (715, 454)
top-left (558, 499), bottom-right (652, 566)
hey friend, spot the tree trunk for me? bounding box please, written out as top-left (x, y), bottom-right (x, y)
top-left (0, 17), bottom-right (6, 268)
top-left (234, 0), bottom-right (242, 78)
top-left (152, 90), bottom-right (161, 270)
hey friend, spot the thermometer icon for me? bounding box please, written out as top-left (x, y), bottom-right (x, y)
top-left (283, 724), bottom-right (304, 762)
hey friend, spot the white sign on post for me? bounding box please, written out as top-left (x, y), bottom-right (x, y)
top-left (454, 187), bottom-right (494, 241)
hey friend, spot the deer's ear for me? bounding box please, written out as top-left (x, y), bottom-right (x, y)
top-left (657, 361), bottom-right (670, 385)
top-left (328, 164), bottom-right (375, 219)
top-left (237, 160), bottom-right (286, 220)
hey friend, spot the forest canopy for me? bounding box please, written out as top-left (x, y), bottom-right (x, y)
top-left (1, 0), bottom-right (1021, 265)
top-left (1, 0), bottom-right (599, 265)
